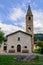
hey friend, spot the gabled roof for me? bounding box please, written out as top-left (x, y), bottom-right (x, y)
top-left (7, 30), bottom-right (32, 37)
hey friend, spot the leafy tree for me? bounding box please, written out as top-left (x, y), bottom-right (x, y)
top-left (34, 34), bottom-right (43, 43)
top-left (36, 41), bottom-right (43, 54)
top-left (0, 28), bottom-right (5, 44)
top-left (36, 41), bottom-right (43, 47)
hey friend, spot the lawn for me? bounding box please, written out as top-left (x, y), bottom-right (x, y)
top-left (0, 55), bottom-right (43, 65)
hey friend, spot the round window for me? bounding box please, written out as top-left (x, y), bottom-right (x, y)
top-left (11, 46), bottom-right (14, 48)
top-left (24, 46), bottom-right (27, 48)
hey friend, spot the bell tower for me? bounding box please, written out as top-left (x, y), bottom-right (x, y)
top-left (26, 5), bottom-right (34, 51)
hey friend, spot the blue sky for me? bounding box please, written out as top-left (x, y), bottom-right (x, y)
top-left (0, 0), bottom-right (43, 34)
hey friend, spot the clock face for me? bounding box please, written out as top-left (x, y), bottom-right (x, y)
top-left (28, 17), bottom-right (31, 20)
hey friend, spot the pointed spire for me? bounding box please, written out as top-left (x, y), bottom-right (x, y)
top-left (26, 5), bottom-right (33, 16)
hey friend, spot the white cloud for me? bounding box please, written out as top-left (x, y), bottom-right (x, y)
top-left (8, 7), bottom-right (25, 21)
top-left (0, 22), bottom-right (25, 35)
top-left (33, 10), bottom-right (43, 33)
top-left (0, 19), bottom-right (2, 23)
top-left (22, 3), bottom-right (26, 7)
top-left (7, 8), bottom-right (43, 34)
top-left (21, 21), bottom-right (26, 30)
top-left (13, 20), bottom-right (26, 30)
top-left (0, 6), bottom-right (43, 34)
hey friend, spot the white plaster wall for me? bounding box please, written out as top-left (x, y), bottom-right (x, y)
top-left (1, 41), bottom-right (7, 52)
top-left (20, 32), bottom-right (32, 53)
top-left (1, 42), bottom-right (4, 51)
top-left (7, 32), bottom-right (32, 53)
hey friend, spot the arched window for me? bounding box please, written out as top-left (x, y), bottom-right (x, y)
top-left (28, 27), bottom-right (31, 30)
top-left (18, 37), bottom-right (20, 41)
top-left (28, 17), bottom-right (31, 20)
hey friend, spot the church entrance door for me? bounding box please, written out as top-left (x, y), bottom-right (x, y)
top-left (17, 45), bottom-right (21, 52)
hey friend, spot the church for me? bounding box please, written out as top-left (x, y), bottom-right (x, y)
top-left (1, 5), bottom-right (34, 54)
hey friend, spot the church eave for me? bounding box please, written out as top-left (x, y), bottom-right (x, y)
top-left (7, 30), bottom-right (32, 37)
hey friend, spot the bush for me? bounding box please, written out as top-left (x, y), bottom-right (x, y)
top-left (40, 47), bottom-right (43, 54)
top-left (33, 49), bottom-right (41, 54)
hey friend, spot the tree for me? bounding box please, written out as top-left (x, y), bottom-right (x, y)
top-left (0, 28), bottom-right (5, 44)
top-left (34, 34), bottom-right (43, 43)
top-left (36, 41), bottom-right (43, 47)
top-left (36, 41), bottom-right (43, 54)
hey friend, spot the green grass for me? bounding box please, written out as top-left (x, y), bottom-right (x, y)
top-left (0, 55), bottom-right (43, 65)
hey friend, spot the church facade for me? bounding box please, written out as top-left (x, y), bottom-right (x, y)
top-left (6, 30), bottom-right (32, 53)
top-left (1, 5), bottom-right (34, 54)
